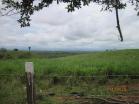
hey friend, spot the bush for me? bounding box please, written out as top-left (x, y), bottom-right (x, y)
top-left (0, 48), bottom-right (7, 53)
top-left (13, 48), bottom-right (19, 51)
top-left (3, 53), bottom-right (13, 59)
top-left (17, 52), bottom-right (32, 59)
top-left (0, 53), bottom-right (4, 59)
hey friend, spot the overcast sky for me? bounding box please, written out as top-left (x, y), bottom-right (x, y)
top-left (0, 1), bottom-right (139, 51)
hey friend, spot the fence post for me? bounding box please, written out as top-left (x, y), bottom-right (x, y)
top-left (25, 62), bottom-right (36, 104)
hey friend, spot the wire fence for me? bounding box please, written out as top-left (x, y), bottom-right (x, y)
top-left (1, 74), bottom-right (139, 77)
top-left (0, 74), bottom-right (26, 104)
top-left (0, 74), bottom-right (139, 104)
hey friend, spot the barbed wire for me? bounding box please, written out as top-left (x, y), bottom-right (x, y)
top-left (36, 75), bottom-right (139, 78)
top-left (0, 74), bottom-right (24, 76)
top-left (0, 74), bottom-right (139, 77)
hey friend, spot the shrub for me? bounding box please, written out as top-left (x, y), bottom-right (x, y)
top-left (0, 48), bottom-right (7, 52)
top-left (0, 53), bottom-right (4, 59)
top-left (17, 52), bottom-right (32, 59)
top-left (13, 48), bottom-right (19, 51)
top-left (3, 53), bottom-right (13, 59)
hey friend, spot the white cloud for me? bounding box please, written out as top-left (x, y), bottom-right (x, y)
top-left (0, 1), bottom-right (139, 51)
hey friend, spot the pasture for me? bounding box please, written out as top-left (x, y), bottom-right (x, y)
top-left (0, 49), bottom-right (139, 76)
top-left (0, 49), bottom-right (139, 104)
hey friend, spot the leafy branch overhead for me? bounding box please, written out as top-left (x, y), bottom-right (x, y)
top-left (1, 0), bottom-right (139, 41)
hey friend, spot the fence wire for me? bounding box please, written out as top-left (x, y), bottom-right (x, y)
top-left (0, 74), bottom-right (139, 104)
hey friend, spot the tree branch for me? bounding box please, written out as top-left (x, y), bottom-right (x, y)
top-left (0, 8), bottom-right (20, 16)
top-left (115, 1), bottom-right (123, 42)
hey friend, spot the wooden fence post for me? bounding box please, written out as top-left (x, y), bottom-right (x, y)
top-left (25, 62), bottom-right (36, 104)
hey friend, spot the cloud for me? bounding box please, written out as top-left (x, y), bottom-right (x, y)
top-left (0, 1), bottom-right (139, 51)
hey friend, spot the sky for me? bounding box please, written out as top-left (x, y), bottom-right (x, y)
top-left (0, 1), bottom-right (139, 51)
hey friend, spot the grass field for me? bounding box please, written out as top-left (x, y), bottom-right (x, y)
top-left (0, 49), bottom-right (139, 104)
top-left (0, 49), bottom-right (139, 76)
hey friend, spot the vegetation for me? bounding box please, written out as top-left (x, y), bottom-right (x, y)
top-left (0, 49), bottom-right (139, 104)
top-left (1, 0), bottom-right (139, 27)
top-left (0, 49), bottom-right (138, 76)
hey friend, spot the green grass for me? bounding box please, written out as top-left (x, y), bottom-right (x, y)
top-left (0, 49), bottom-right (139, 76)
top-left (0, 49), bottom-right (139, 104)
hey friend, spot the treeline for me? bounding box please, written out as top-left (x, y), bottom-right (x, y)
top-left (33, 51), bottom-right (84, 58)
top-left (0, 48), bottom-right (32, 59)
top-left (0, 48), bottom-right (84, 59)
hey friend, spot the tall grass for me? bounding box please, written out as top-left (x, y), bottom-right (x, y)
top-left (0, 49), bottom-right (139, 104)
top-left (0, 49), bottom-right (138, 76)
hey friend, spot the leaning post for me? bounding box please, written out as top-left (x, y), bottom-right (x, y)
top-left (25, 62), bottom-right (36, 104)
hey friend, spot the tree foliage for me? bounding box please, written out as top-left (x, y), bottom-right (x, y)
top-left (1, 0), bottom-right (139, 41)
